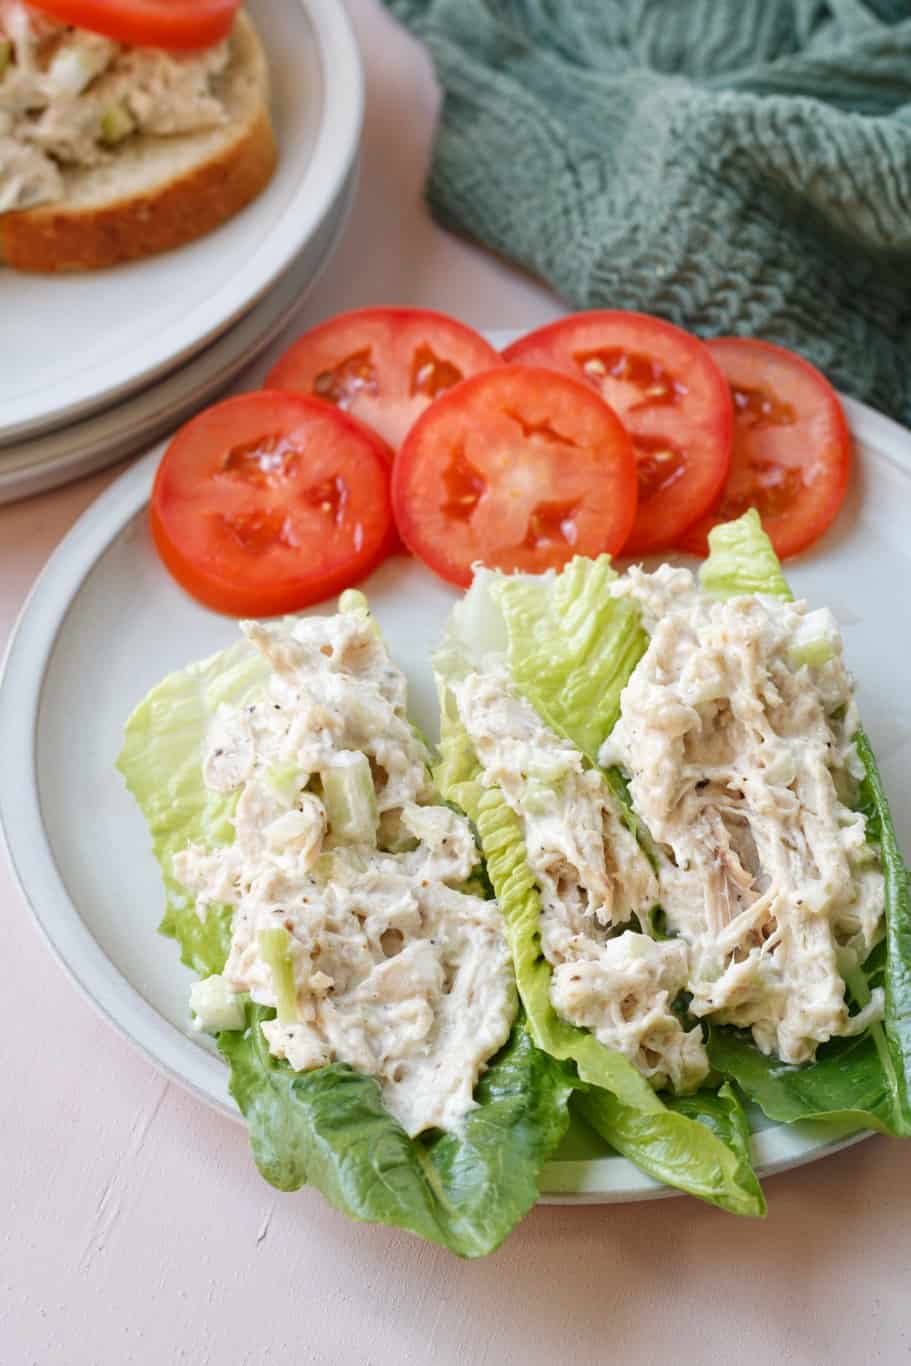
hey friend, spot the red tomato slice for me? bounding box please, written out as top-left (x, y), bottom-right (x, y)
top-left (503, 312), bottom-right (733, 557)
top-left (25, 0), bottom-right (241, 50)
top-left (391, 365), bottom-right (637, 588)
top-left (678, 338), bottom-right (852, 560)
top-left (150, 392), bottom-right (395, 617)
top-left (266, 308), bottom-right (504, 451)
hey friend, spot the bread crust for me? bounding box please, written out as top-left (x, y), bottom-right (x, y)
top-left (0, 14), bottom-right (277, 273)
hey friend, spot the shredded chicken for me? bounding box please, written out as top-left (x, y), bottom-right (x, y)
top-left (0, 1), bottom-right (229, 212)
top-left (174, 610), bottom-right (515, 1138)
top-left (601, 566), bottom-right (885, 1065)
top-left (454, 669), bottom-right (709, 1093)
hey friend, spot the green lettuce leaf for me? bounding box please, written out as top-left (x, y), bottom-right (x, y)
top-left (438, 510), bottom-right (908, 1198)
top-left (706, 1026), bottom-right (897, 1132)
top-left (855, 733), bottom-right (911, 1129)
top-left (117, 637), bottom-right (270, 975)
top-left (699, 508), bottom-right (793, 602)
top-left (220, 1003), bottom-right (573, 1257)
top-left (666, 1081), bottom-right (758, 1174)
top-left (434, 695), bottom-right (765, 1216)
top-left (697, 512), bottom-right (911, 1136)
top-left (491, 555), bottom-right (648, 759)
top-left (118, 628), bottom-right (573, 1256)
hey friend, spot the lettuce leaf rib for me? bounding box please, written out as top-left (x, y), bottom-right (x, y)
top-left (435, 688), bottom-right (765, 1216)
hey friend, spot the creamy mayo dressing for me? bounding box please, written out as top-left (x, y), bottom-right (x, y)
top-left (454, 669), bottom-right (709, 1092)
top-left (174, 612), bottom-right (515, 1138)
top-left (600, 566), bottom-right (885, 1065)
top-left (0, 1), bottom-right (229, 212)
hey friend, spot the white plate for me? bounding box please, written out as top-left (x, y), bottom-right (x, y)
top-left (0, 159), bottom-right (357, 505)
top-left (1, 393), bottom-right (909, 1203)
top-left (0, 0), bottom-right (362, 445)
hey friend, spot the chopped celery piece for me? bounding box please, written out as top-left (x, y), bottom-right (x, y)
top-left (190, 975), bottom-right (246, 1033)
top-left (339, 589), bottom-right (370, 618)
top-left (264, 760), bottom-right (302, 802)
top-left (312, 847), bottom-right (369, 884)
top-left (100, 102), bottom-right (136, 145)
top-left (788, 608), bottom-right (841, 670)
top-left (320, 752), bottom-right (378, 845)
top-left (49, 42), bottom-right (109, 96)
top-left (258, 927), bottom-right (298, 1026)
top-left (521, 778), bottom-right (560, 818)
top-left (527, 756), bottom-right (572, 785)
top-left (398, 804), bottom-right (444, 843)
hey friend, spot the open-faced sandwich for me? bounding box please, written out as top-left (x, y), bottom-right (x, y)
top-left (0, 0), bottom-right (275, 271)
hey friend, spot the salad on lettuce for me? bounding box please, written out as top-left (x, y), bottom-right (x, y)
top-left (434, 510), bottom-right (911, 1187)
top-left (118, 591), bottom-right (572, 1258)
top-left (118, 511), bottom-right (910, 1255)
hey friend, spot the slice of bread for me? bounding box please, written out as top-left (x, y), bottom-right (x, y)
top-left (0, 11), bottom-right (276, 273)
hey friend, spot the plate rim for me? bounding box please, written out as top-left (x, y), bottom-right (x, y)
top-left (0, 158), bottom-right (359, 504)
top-left (0, 0), bottom-right (364, 444)
top-left (0, 391), bottom-right (903, 1203)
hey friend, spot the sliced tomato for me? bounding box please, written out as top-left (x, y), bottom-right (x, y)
top-left (266, 308), bottom-right (504, 451)
top-left (25, 0), bottom-right (241, 50)
top-left (503, 311), bottom-right (733, 556)
top-left (391, 365), bottom-right (637, 588)
top-left (150, 392), bottom-right (395, 617)
top-left (678, 338), bottom-right (852, 560)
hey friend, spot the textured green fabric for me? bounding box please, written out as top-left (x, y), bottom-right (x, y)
top-left (384, 0), bottom-right (911, 422)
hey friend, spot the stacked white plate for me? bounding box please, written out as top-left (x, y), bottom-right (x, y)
top-left (0, 0), bottom-right (363, 504)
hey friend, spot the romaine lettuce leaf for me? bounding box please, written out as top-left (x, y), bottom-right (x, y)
top-left (118, 627), bottom-right (573, 1257)
top-left (438, 509), bottom-right (909, 1197)
top-left (434, 694), bottom-right (765, 1215)
top-left (220, 1003), bottom-right (573, 1257)
top-left (491, 555), bottom-right (648, 759)
top-left (699, 507), bottom-right (793, 602)
top-left (855, 731), bottom-right (911, 1130)
top-left (705, 1025), bottom-right (897, 1132)
top-left (118, 637), bottom-right (270, 975)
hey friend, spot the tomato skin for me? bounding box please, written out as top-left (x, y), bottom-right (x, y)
top-left (25, 0), bottom-right (241, 50)
top-left (503, 311), bottom-right (733, 557)
top-left (392, 364), bottom-right (638, 588)
top-left (267, 307), bottom-right (504, 450)
top-left (150, 391), bottom-right (395, 617)
top-left (678, 338), bottom-right (852, 560)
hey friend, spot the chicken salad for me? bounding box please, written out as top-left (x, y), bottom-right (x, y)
top-left (170, 603), bottom-right (515, 1138)
top-left (119, 509), bottom-right (910, 1252)
top-left (118, 593), bottom-right (571, 1258)
top-left (600, 564), bottom-right (885, 1065)
top-left (1, 0), bottom-right (231, 213)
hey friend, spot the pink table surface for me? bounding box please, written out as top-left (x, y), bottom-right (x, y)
top-left (2, 5), bottom-right (909, 1364)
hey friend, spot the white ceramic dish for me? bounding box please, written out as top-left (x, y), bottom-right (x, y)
top-left (0, 161), bottom-right (357, 504)
top-left (0, 0), bottom-right (363, 446)
top-left (1, 393), bottom-right (909, 1202)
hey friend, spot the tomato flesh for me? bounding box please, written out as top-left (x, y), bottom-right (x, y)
top-left (392, 365), bottom-right (638, 587)
top-left (678, 338), bottom-right (852, 560)
top-left (267, 308), bottom-right (504, 450)
top-left (150, 392), bottom-right (395, 616)
top-left (25, 0), bottom-right (241, 50)
top-left (503, 312), bottom-right (733, 556)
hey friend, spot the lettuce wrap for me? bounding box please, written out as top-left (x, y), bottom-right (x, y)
top-left (118, 615), bottom-right (573, 1259)
top-left (433, 511), bottom-right (911, 1215)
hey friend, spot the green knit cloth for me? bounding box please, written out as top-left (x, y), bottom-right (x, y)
top-left (384, 0), bottom-right (911, 422)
